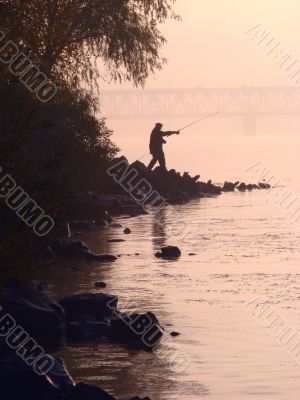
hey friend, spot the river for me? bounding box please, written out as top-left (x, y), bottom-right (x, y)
top-left (49, 133), bottom-right (299, 400)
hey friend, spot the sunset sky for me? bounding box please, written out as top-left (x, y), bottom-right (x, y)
top-left (100, 0), bottom-right (300, 165)
top-left (102, 0), bottom-right (300, 89)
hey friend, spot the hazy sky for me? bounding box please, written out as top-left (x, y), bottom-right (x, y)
top-left (102, 0), bottom-right (300, 89)
top-left (99, 0), bottom-right (300, 166)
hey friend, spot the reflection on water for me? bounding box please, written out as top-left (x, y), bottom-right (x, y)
top-left (46, 187), bottom-right (300, 399)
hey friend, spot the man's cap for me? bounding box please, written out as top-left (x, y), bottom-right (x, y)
top-left (156, 122), bottom-right (163, 128)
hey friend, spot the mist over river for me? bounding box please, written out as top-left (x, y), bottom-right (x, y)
top-left (48, 133), bottom-right (300, 400)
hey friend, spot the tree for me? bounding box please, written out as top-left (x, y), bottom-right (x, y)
top-left (0, 0), bottom-right (179, 88)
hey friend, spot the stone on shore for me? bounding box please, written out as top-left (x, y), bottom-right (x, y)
top-left (66, 320), bottom-right (111, 342)
top-left (59, 293), bottom-right (118, 320)
top-left (1, 279), bottom-right (65, 345)
top-left (159, 246), bottom-right (181, 259)
top-left (108, 312), bottom-right (164, 351)
top-left (0, 355), bottom-right (74, 400)
top-left (55, 238), bottom-right (116, 262)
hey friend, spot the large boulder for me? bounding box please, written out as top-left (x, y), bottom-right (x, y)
top-left (108, 312), bottom-right (164, 351)
top-left (1, 279), bottom-right (65, 345)
top-left (0, 355), bottom-right (74, 400)
top-left (59, 293), bottom-right (118, 320)
top-left (54, 238), bottom-right (117, 262)
top-left (66, 320), bottom-right (111, 343)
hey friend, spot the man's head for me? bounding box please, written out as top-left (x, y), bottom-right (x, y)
top-left (155, 122), bottom-right (163, 130)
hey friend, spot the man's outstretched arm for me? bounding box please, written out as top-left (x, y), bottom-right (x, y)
top-left (162, 130), bottom-right (180, 137)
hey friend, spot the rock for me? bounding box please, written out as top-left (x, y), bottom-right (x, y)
top-left (107, 238), bottom-right (125, 243)
top-left (246, 184), bottom-right (253, 190)
top-left (66, 321), bottom-right (111, 342)
top-left (95, 282), bottom-right (107, 289)
top-left (155, 252), bottom-right (162, 258)
top-left (170, 331), bottom-right (181, 337)
top-left (118, 204), bottom-right (147, 217)
top-left (85, 253), bottom-right (117, 262)
top-left (223, 182), bottom-right (235, 192)
top-left (123, 228), bottom-right (131, 234)
top-left (188, 253), bottom-right (196, 256)
top-left (130, 398), bottom-right (151, 400)
top-left (0, 355), bottom-right (74, 400)
top-left (111, 223), bottom-right (123, 228)
top-left (55, 238), bottom-right (116, 262)
top-left (135, 253), bottom-right (140, 256)
top-left (70, 382), bottom-right (116, 400)
top-left (161, 246), bottom-right (181, 259)
top-left (238, 182), bottom-right (246, 191)
top-left (59, 293), bottom-right (118, 320)
top-left (259, 182), bottom-right (271, 189)
top-left (108, 312), bottom-right (164, 351)
top-left (1, 279), bottom-right (65, 345)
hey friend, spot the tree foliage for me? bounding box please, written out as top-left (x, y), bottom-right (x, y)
top-left (0, 0), bottom-right (179, 88)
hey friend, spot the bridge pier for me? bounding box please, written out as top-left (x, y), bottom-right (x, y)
top-left (243, 115), bottom-right (256, 135)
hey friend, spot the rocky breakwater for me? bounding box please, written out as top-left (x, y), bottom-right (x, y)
top-left (107, 156), bottom-right (272, 205)
top-left (0, 279), bottom-right (162, 400)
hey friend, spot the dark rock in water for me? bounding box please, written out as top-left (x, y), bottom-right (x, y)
top-left (223, 182), bottom-right (235, 192)
top-left (130, 397), bottom-right (151, 400)
top-left (2, 279), bottom-right (65, 345)
top-left (95, 281), bottom-right (107, 289)
top-left (188, 253), bottom-right (196, 256)
top-left (123, 228), bottom-right (132, 234)
top-left (66, 314), bottom-right (98, 323)
top-left (155, 251), bottom-right (162, 258)
top-left (170, 331), bottom-right (181, 337)
top-left (66, 320), bottom-right (111, 342)
top-left (135, 253), bottom-right (140, 256)
top-left (234, 181), bottom-right (240, 188)
top-left (54, 238), bottom-right (116, 262)
top-left (259, 182), bottom-right (271, 189)
top-left (238, 182), bottom-right (247, 191)
top-left (107, 238), bottom-right (126, 243)
top-left (118, 204), bottom-right (147, 217)
top-left (0, 355), bottom-right (74, 400)
top-left (70, 382), bottom-right (116, 400)
top-left (59, 293), bottom-right (118, 320)
top-left (246, 184), bottom-right (253, 190)
top-left (111, 223), bottom-right (123, 228)
top-left (85, 253), bottom-right (117, 262)
top-left (108, 312), bottom-right (164, 351)
top-left (161, 246), bottom-right (181, 259)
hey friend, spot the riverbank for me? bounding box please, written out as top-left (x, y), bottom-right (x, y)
top-left (0, 161), bottom-right (276, 400)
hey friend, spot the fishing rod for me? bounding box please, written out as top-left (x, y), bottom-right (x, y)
top-left (178, 111), bottom-right (220, 132)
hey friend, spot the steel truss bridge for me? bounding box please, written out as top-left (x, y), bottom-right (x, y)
top-left (100, 87), bottom-right (300, 134)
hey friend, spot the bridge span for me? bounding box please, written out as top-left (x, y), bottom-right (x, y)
top-left (100, 86), bottom-right (300, 134)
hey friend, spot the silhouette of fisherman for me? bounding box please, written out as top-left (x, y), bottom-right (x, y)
top-left (148, 123), bottom-right (179, 170)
